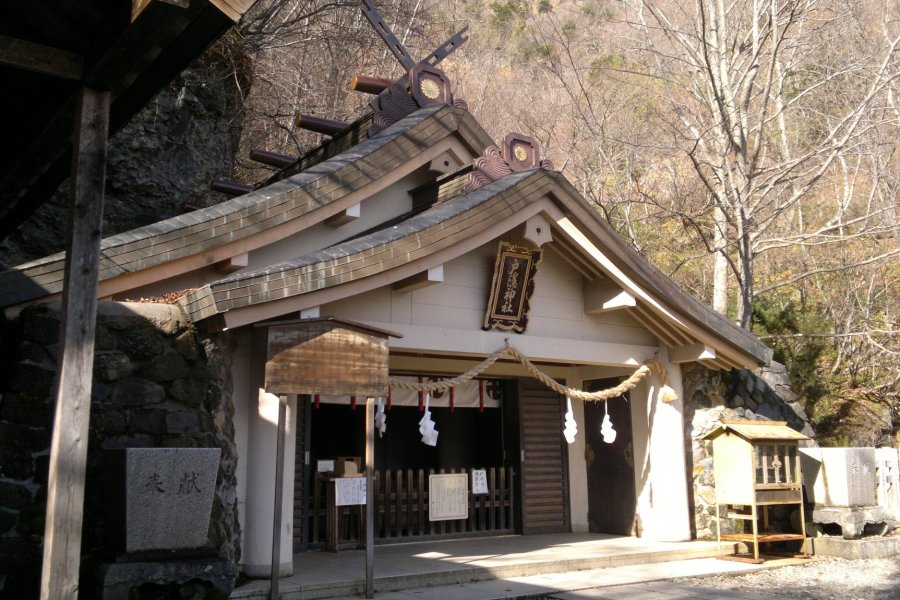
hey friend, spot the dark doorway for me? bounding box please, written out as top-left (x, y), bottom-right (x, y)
top-left (295, 392), bottom-right (514, 548)
top-left (584, 379), bottom-right (635, 535)
top-left (517, 378), bottom-right (570, 534)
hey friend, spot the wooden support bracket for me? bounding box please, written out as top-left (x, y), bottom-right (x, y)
top-left (667, 342), bottom-right (717, 363)
top-left (324, 203), bottom-right (360, 227)
top-left (392, 265), bottom-right (444, 292)
top-left (0, 34), bottom-right (83, 80)
top-left (584, 280), bottom-right (636, 313)
top-left (214, 253), bottom-right (248, 274)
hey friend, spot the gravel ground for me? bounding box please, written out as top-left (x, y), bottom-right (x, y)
top-left (680, 556), bottom-right (900, 600)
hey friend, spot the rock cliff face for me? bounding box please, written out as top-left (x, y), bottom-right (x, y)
top-left (0, 56), bottom-right (241, 269)
top-left (0, 301), bottom-right (239, 598)
top-left (682, 362), bottom-right (817, 540)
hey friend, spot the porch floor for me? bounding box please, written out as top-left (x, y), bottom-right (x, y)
top-left (229, 533), bottom-right (735, 600)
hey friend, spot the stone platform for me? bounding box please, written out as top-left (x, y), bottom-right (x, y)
top-left (229, 534), bottom-right (734, 600)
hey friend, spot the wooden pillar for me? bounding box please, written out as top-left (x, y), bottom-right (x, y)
top-left (365, 397), bottom-right (375, 598)
top-left (40, 86), bottom-right (110, 600)
top-left (270, 395), bottom-right (288, 600)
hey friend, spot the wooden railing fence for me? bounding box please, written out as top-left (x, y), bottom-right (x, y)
top-left (309, 466), bottom-right (516, 547)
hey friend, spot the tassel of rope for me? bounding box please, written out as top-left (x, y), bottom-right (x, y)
top-left (388, 341), bottom-right (677, 403)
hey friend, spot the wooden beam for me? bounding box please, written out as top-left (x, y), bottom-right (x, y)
top-left (584, 280), bottom-right (636, 313)
top-left (324, 203), bottom-right (361, 227)
top-left (209, 0), bottom-right (257, 22)
top-left (392, 265), bottom-right (443, 292)
top-left (352, 75), bottom-right (393, 95)
top-left (667, 342), bottom-right (717, 363)
top-left (40, 86), bottom-right (110, 600)
top-left (295, 113), bottom-right (349, 136)
top-left (0, 34), bottom-right (83, 80)
top-left (211, 179), bottom-right (254, 196)
top-left (250, 149), bottom-right (296, 169)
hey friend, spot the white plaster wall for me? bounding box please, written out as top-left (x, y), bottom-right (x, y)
top-left (324, 239), bottom-right (658, 349)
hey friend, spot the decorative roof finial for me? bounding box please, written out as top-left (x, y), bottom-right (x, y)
top-left (464, 133), bottom-right (555, 193)
top-left (360, 0), bottom-right (469, 135)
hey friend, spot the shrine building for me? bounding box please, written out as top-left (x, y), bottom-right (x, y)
top-left (0, 13), bottom-right (771, 586)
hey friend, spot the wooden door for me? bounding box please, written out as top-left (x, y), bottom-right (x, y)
top-left (518, 379), bottom-right (570, 534)
top-left (292, 397), bottom-right (312, 552)
top-left (584, 380), bottom-right (635, 535)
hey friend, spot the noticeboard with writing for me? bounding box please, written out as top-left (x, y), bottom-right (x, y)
top-left (471, 469), bottom-right (489, 494)
top-left (429, 473), bottom-right (468, 521)
top-left (334, 476), bottom-right (366, 506)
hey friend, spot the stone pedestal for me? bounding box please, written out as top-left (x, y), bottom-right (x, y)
top-left (812, 506), bottom-right (890, 539)
top-left (94, 557), bottom-right (236, 600)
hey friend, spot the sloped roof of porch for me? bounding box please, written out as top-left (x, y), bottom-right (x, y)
top-left (0, 104), bottom-right (489, 307)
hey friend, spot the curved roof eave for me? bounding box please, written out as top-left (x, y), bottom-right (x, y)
top-left (181, 168), bottom-right (771, 367)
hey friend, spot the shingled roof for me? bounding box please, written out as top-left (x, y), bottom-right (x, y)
top-left (179, 162), bottom-right (771, 369)
top-left (1, 99), bottom-right (771, 369)
top-left (0, 104), bottom-right (490, 307)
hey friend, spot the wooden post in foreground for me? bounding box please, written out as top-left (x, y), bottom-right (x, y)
top-left (270, 395), bottom-right (288, 600)
top-left (365, 397), bottom-right (375, 598)
top-left (40, 86), bottom-right (110, 600)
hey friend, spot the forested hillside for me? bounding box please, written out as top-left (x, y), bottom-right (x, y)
top-left (4, 0), bottom-right (898, 445)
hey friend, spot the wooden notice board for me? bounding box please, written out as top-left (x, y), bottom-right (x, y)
top-left (264, 317), bottom-right (399, 396)
top-left (428, 473), bottom-right (468, 521)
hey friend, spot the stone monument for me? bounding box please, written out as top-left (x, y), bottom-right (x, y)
top-left (125, 447), bottom-right (220, 552)
top-left (93, 448), bottom-right (235, 600)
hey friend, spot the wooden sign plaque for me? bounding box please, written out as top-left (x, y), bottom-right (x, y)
top-left (264, 317), bottom-right (399, 396)
top-left (483, 241), bottom-right (542, 333)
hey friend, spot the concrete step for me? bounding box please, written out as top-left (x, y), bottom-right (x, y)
top-left (320, 556), bottom-right (802, 600)
top-left (230, 539), bottom-right (729, 600)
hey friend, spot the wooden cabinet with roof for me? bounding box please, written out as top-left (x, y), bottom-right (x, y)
top-left (702, 420), bottom-right (811, 562)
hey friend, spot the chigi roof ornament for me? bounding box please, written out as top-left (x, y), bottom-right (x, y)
top-left (464, 133), bottom-right (555, 194)
top-left (358, 0), bottom-right (469, 135)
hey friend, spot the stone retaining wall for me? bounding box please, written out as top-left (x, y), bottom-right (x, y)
top-left (0, 301), bottom-right (238, 598)
top-left (682, 362), bottom-right (817, 540)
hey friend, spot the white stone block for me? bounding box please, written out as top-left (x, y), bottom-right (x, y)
top-left (800, 447), bottom-right (876, 507)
